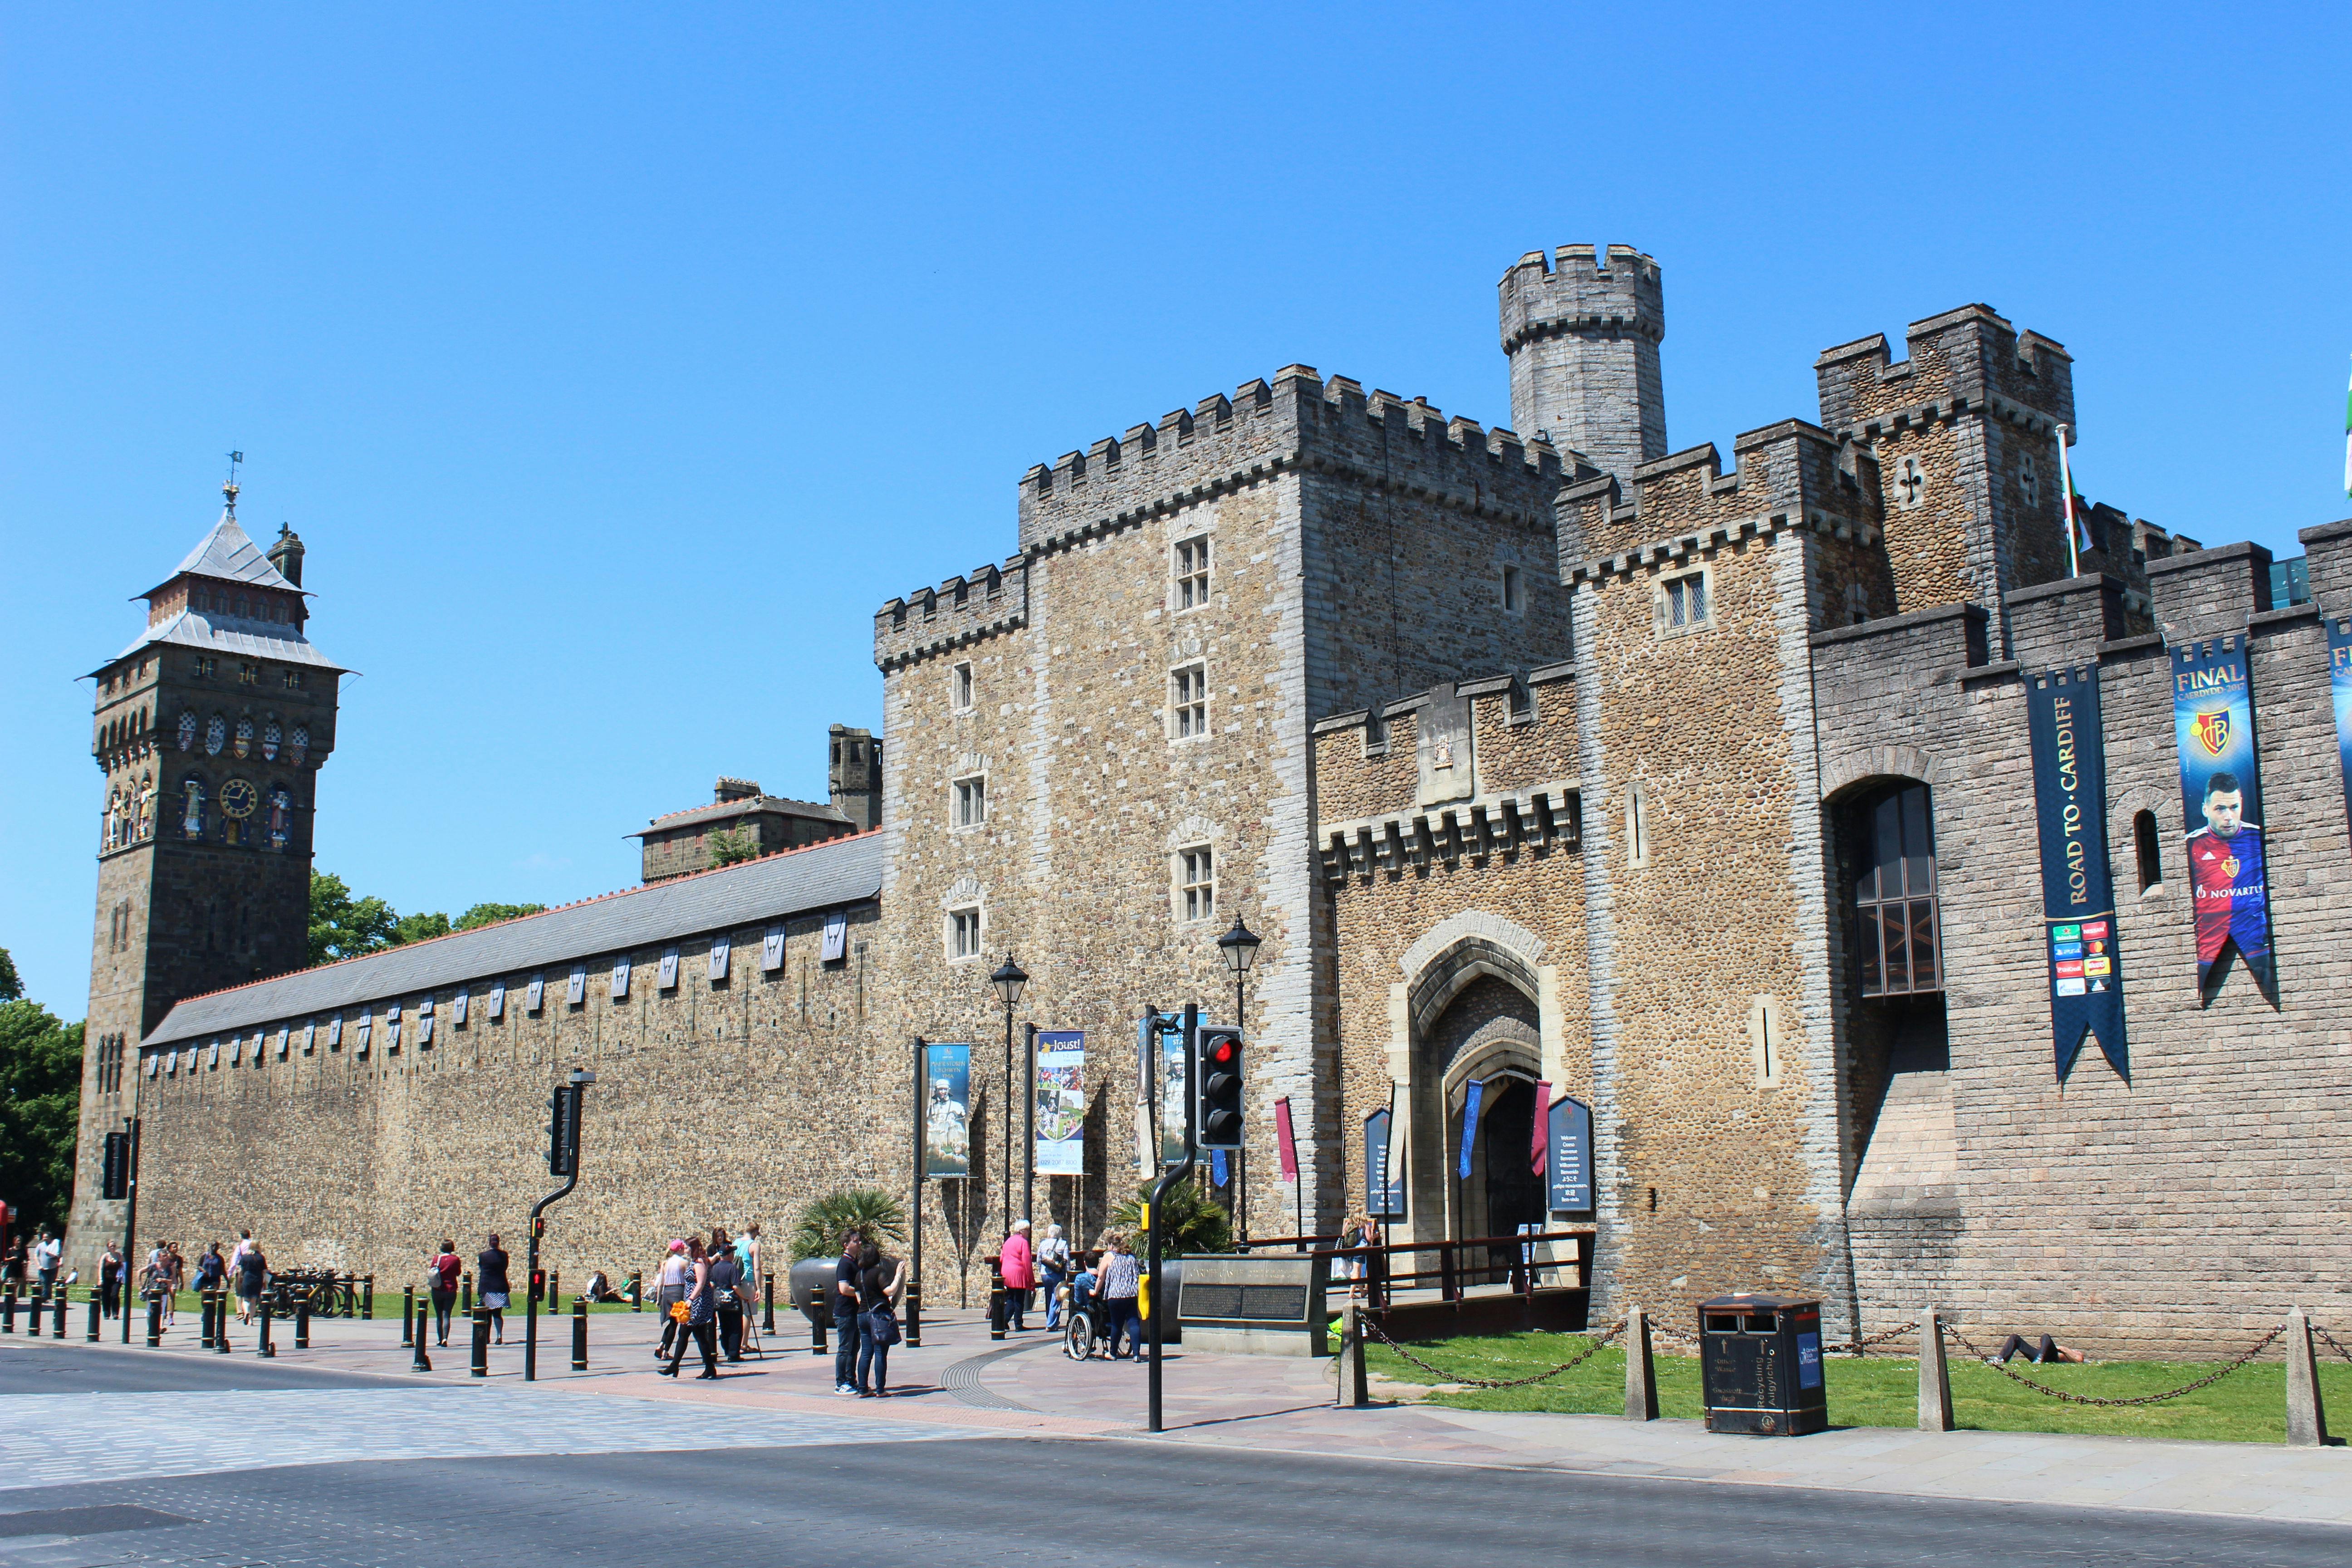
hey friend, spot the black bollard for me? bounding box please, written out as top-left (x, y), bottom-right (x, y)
top-left (907, 1278), bottom-right (922, 1348)
top-left (214, 1294), bottom-right (233, 1355)
top-left (2, 1289), bottom-right (14, 1334)
top-left (548, 1269), bottom-right (559, 1311)
top-left (53, 1292), bottom-right (68, 1339)
top-left (362, 1276), bottom-right (374, 1320)
top-left (146, 1291), bottom-right (162, 1348)
top-left (198, 1291), bottom-right (215, 1349)
top-left (470, 1306), bottom-right (489, 1377)
top-left (295, 1296), bottom-right (311, 1350)
top-left (461, 1272), bottom-right (473, 1315)
top-left (763, 1273), bottom-right (776, 1333)
top-left (257, 1295), bottom-right (275, 1358)
top-left (811, 1312), bottom-right (827, 1356)
top-left (628, 1271), bottom-right (642, 1312)
top-left (409, 1294), bottom-right (432, 1372)
top-left (402, 1286), bottom-right (415, 1346)
top-left (571, 1294), bottom-right (588, 1372)
top-left (88, 1292), bottom-right (102, 1342)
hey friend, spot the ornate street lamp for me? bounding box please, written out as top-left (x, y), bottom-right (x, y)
top-left (990, 955), bottom-right (1028, 1239)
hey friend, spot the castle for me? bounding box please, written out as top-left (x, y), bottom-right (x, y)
top-left (67, 246), bottom-right (2352, 1353)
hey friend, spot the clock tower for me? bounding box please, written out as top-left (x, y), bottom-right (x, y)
top-left (63, 479), bottom-right (344, 1265)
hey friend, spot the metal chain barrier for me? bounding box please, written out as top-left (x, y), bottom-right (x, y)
top-left (1355, 1315), bottom-right (1624, 1390)
top-left (1941, 1320), bottom-right (2287, 1406)
top-left (1836, 1318), bottom-right (1920, 1355)
top-left (2312, 1323), bottom-right (2352, 1366)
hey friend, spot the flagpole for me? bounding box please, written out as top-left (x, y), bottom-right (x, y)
top-left (2056, 422), bottom-right (2080, 578)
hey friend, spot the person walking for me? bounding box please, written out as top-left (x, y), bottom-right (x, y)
top-left (831, 1230), bottom-right (865, 1395)
top-left (740, 1224), bottom-right (763, 1303)
top-left (1036, 1223), bottom-right (1072, 1330)
top-left (1000, 1218), bottom-right (1034, 1332)
top-left (99, 1241), bottom-right (123, 1320)
top-left (707, 1229), bottom-right (749, 1364)
top-left (234, 1237), bottom-right (268, 1325)
top-left (193, 1241), bottom-right (225, 1303)
top-left (653, 1240), bottom-right (691, 1360)
top-left (854, 1240), bottom-right (905, 1397)
top-left (658, 1237), bottom-right (718, 1380)
top-left (33, 1230), bottom-right (61, 1298)
top-left (429, 1241), bottom-right (461, 1348)
top-left (1096, 1231), bottom-right (1142, 1362)
top-left (477, 1234), bottom-right (512, 1346)
top-left (1, 1235), bottom-right (24, 1294)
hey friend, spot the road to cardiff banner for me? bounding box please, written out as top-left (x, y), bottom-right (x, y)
top-left (2331, 615), bottom-right (2352, 847)
top-left (2172, 635), bottom-right (2278, 1005)
top-left (1034, 1030), bottom-right (1084, 1176)
top-left (2026, 666), bottom-right (2128, 1080)
top-left (921, 1042), bottom-right (972, 1177)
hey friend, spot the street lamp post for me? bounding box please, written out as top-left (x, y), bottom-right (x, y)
top-left (1217, 916), bottom-right (1261, 1237)
top-left (990, 955), bottom-right (1028, 1239)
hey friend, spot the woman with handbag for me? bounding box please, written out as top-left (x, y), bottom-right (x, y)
top-left (659, 1237), bottom-right (720, 1380)
top-left (854, 1241), bottom-right (905, 1396)
top-left (653, 1240), bottom-right (691, 1361)
top-left (706, 1228), bottom-right (750, 1363)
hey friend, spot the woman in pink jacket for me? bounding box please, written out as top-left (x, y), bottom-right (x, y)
top-left (999, 1218), bottom-right (1034, 1331)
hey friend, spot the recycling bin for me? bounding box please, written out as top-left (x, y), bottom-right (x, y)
top-left (1698, 1293), bottom-right (1828, 1436)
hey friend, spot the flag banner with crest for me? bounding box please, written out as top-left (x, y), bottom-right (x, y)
top-left (1034, 1030), bottom-right (1084, 1176)
top-left (2172, 636), bottom-right (2278, 1004)
top-left (2027, 666), bottom-right (2128, 1079)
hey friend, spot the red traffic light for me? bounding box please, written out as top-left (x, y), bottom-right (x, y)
top-left (1211, 1040), bottom-right (1234, 1063)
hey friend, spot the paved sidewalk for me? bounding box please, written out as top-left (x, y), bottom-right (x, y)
top-left (11, 1308), bottom-right (2351, 1525)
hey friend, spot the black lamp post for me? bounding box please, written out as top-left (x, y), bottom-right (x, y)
top-left (1216, 916), bottom-right (1260, 1233)
top-left (990, 955), bottom-right (1028, 1236)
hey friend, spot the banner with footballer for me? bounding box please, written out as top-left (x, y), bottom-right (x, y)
top-left (2026, 666), bottom-right (2128, 1080)
top-left (2330, 615), bottom-right (2352, 844)
top-left (2171, 637), bottom-right (2278, 1004)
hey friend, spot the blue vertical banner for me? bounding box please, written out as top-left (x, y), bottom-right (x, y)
top-left (2330, 616), bottom-right (2352, 845)
top-left (2026, 666), bottom-right (2128, 1080)
top-left (1364, 1094), bottom-right (1405, 1220)
top-left (2171, 637), bottom-right (2278, 1005)
top-left (1457, 1079), bottom-right (1485, 1180)
top-left (921, 1042), bottom-right (973, 1177)
top-left (1544, 1095), bottom-right (1593, 1213)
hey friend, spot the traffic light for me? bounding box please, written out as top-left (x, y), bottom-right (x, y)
top-left (1195, 1026), bottom-right (1244, 1149)
top-left (547, 1084), bottom-right (582, 1176)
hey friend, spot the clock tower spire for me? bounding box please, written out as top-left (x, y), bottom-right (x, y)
top-left (63, 474), bottom-right (346, 1266)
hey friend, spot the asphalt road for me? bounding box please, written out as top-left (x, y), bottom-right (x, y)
top-left (4, 1349), bottom-right (2346, 1568)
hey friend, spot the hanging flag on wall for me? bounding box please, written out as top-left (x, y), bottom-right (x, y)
top-left (921, 1042), bottom-right (973, 1177)
top-left (1274, 1096), bottom-right (1298, 1182)
top-left (1034, 1030), bottom-right (1085, 1176)
top-left (2330, 615), bottom-right (2352, 844)
top-left (1457, 1079), bottom-right (1485, 1181)
top-left (2027, 666), bottom-right (2129, 1078)
top-left (1529, 1079), bottom-right (1552, 1176)
top-left (1364, 1093), bottom-right (1405, 1220)
top-left (2172, 637), bottom-right (2278, 1004)
top-left (1545, 1095), bottom-right (1593, 1214)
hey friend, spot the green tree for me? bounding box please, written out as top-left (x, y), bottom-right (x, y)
top-left (707, 827), bottom-right (758, 868)
top-left (789, 1188), bottom-right (909, 1262)
top-left (1114, 1177), bottom-right (1232, 1254)
top-left (0, 950), bottom-right (83, 1235)
top-left (309, 871), bottom-right (400, 964)
top-left (456, 902), bottom-right (544, 931)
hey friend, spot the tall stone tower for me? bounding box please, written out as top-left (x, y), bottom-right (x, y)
top-left (64, 482), bottom-right (343, 1264)
top-left (828, 723), bottom-right (882, 832)
top-left (1499, 244), bottom-right (1666, 481)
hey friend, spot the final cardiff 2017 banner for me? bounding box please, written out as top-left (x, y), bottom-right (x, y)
top-left (2026, 666), bottom-right (2127, 1080)
top-left (2330, 615), bottom-right (2352, 844)
top-left (2172, 636), bottom-right (2278, 1004)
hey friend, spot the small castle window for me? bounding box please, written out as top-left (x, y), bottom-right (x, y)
top-left (1175, 535), bottom-right (1211, 611)
top-left (192, 657), bottom-right (215, 679)
top-left (1500, 564), bottom-right (1525, 614)
top-left (1177, 845), bottom-right (1215, 922)
top-left (1893, 455), bottom-right (1927, 511)
top-left (1657, 569), bottom-right (1710, 637)
top-left (1172, 664), bottom-right (1208, 740)
top-left (1625, 781), bottom-right (1651, 868)
top-left (951, 662), bottom-right (974, 712)
top-left (953, 774), bottom-right (986, 829)
top-left (239, 663), bottom-right (259, 686)
top-left (947, 906), bottom-right (982, 960)
top-left (283, 670), bottom-right (302, 691)
top-left (2133, 809), bottom-right (2163, 895)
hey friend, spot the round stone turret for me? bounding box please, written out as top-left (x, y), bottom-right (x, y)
top-left (1499, 244), bottom-right (1666, 481)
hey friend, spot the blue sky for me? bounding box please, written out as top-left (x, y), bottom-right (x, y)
top-left (5, 5), bottom-right (2348, 1013)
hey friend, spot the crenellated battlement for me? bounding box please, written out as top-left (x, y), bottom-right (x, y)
top-left (1498, 243), bottom-right (1664, 353)
top-left (1013, 365), bottom-right (1573, 553)
top-left (1557, 419), bottom-right (1882, 567)
top-left (1814, 304), bottom-right (2075, 441)
top-left (873, 554), bottom-right (1029, 672)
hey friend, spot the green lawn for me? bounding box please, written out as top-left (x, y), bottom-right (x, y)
top-left (1358, 1329), bottom-right (2352, 1445)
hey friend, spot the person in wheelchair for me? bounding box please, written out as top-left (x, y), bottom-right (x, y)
top-left (1058, 1249), bottom-right (1105, 1360)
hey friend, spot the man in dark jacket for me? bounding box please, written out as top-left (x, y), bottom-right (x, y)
top-left (832, 1230), bottom-right (865, 1395)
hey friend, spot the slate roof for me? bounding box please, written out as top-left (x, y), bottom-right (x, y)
top-left (141, 829), bottom-right (885, 1049)
top-left (629, 794), bottom-right (850, 838)
top-left (98, 607), bottom-right (347, 678)
top-left (142, 513), bottom-right (300, 598)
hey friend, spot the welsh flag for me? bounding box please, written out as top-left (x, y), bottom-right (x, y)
top-left (2058, 434), bottom-right (2092, 559)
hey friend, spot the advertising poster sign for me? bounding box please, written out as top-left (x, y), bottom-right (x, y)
top-left (1034, 1030), bottom-right (1085, 1176)
top-left (1142, 1013), bottom-right (1189, 1167)
top-left (1364, 1096), bottom-right (1406, 1220)
top-left (2027, 666), bottom-right (2129, 1079)
top-left (1545, 1095), bottom-right (1592, 1213)
top-left (2172, 637), bottom-right (2278, 1004)
top-left (2331, 616), bottom-right (2352, 843)
top-left (922, 1042), bottom-right (973, 1177)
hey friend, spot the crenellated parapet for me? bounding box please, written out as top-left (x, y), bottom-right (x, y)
top-left (1498, 243), bottom-right (1664, 353)
top-left (1012, 366), bottom-right (1576, 555)
top-left (1814, 304), bottom-right (2075, 443)
top-left (873, 555), bottom-right (1029, 673)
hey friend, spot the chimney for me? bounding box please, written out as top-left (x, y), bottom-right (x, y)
top-left (714, 777), bottom-right (762, 804)
top-left (267, 524), bottom-right (306, 588)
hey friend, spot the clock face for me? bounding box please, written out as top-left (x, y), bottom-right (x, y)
top-left (220, 778), bottom-right (260, 819)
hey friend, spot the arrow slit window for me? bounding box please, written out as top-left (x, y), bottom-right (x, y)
top-left (1844, 782), bottom-right (1941, 996)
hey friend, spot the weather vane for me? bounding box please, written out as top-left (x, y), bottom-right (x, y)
top-left (224, 450), bottom-right (244, 517)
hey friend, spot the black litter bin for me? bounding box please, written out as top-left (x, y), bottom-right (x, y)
top-left (1698, 1294), bottom-right (1827, 1436)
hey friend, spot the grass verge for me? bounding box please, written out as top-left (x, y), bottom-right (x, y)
top-left (1359, 1329), bottom-right (2352, 1444)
